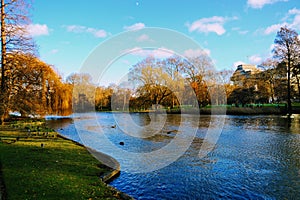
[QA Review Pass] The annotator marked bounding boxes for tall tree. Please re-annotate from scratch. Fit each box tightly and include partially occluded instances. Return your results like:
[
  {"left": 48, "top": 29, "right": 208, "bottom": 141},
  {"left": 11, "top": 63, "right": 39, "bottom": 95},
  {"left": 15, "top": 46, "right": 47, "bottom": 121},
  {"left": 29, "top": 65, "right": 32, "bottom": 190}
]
[
  {"left": 292, "top": 63, "right": 300, "bottom": 98},
  {"left": 273, "top": 26, "right": 300, "bottom": 115},
  {"left": 95, "top": 86, "right": 113, "bottom": 111},
  {"left": 129, "top": 54, "right": 216, "bottom": 109},
  {"left": 1, "top": 0, "right": 34, "bottom": 123},
  {"left": 261, "top": 58, "right": 279, "bottom": 103},
  {"left": 0, "top": 52, "right": 69, "bottom": 121},
  {"left": 183, "top": 56, "right": 215, "bottom": 107},
  {"left": 1, "top": 0, "right": 34, "bottom": 90},
  {"left": 66, "top": 73, "right": 95, "bottom": 112},
  {"left": 129, "top": 57, "right": 185, "bottom": 110},
  {"left": 134, "top": 65, "right": 175, "bottom": 110},
  {"left": 165, "top": 56, "right": 185, "bottom": 107}
]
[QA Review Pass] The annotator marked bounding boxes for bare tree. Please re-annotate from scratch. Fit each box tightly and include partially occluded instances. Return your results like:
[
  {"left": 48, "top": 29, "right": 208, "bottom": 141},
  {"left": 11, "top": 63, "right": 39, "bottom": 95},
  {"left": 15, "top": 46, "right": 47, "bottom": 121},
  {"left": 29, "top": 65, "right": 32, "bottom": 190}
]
[
  {"left": 273, "top": 26, "right": 300, "bottom": 115},
  {"left": 292, "top": 63, "right": 300, "bottom": 98},
  {"left": 129, "top": 57, "right": 185, "bottom": 110},
  {"left": 184, "top": 56, "right": 215, "bottom": 106},
  {"left": 261, "top": 58, "right": 279, "bottom": 103},
  {"left": 66, "top": 73, "right": 95, "bottom": 112},
  {"left": 1, "top": 0, "right": 34, "bottom": 89}
]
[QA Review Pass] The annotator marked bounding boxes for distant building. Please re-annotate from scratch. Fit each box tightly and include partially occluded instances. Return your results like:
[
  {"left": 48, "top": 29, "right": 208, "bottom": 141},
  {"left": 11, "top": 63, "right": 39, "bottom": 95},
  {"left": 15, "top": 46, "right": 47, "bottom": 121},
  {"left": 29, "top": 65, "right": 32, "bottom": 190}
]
[
  {"left": 230, "top": 63, "right": 298, "bottom": 104},
  {"left": 230, "top": 64, "right": 262, "bottom": 86}
]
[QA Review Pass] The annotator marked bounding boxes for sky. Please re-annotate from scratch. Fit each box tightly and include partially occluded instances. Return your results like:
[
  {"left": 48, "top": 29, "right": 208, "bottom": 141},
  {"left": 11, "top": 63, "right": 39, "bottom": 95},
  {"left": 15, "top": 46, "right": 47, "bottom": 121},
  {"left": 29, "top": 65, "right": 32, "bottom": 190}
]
[{"left": 28, "top": 0, "right": 300, "bottom": 86}]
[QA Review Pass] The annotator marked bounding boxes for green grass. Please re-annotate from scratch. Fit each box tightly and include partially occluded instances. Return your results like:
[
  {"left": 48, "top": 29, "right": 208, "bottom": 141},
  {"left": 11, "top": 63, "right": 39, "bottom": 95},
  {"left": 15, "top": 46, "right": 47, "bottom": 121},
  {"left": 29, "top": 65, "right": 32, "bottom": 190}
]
[
  {"left": 0, "top": 122, "right": 126, "bottom": 200},
  {"left": 292, "top": 102, "right": 300, "bottom": 107},
  {"left": 205, "top": 103, "right": 300, "bottom": 108}
]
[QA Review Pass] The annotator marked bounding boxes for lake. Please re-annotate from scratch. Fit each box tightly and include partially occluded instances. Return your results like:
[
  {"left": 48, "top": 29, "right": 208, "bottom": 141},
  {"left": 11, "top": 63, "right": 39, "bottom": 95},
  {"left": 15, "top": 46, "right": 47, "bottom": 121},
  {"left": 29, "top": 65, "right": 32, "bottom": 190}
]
[{"left": 46, "top": 113, "right": 300, "bottom": 199}]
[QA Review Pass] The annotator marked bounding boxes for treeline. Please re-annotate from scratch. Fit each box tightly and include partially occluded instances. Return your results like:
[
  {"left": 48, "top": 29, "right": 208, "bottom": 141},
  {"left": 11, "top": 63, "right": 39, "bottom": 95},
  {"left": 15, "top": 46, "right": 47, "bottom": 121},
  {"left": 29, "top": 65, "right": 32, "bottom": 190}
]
[
  {"left": 71, "top": 26, "right": 300, "bottom": 113},
  {"left": 69, "top": 55, "right": 231, "bottom": 113},
  {"left": 56, "top": 27, "right": 300, "bottom": 114}
]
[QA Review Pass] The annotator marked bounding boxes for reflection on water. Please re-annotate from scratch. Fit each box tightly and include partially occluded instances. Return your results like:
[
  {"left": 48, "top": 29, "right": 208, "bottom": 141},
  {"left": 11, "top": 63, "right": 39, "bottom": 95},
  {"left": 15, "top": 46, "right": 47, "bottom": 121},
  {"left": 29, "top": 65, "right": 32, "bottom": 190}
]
[
  {"left": 47, "top": 113, "right": 300, "bottom": 199},
  {"left": 46, "top": 117, "right": 73, "bottom": 130}
]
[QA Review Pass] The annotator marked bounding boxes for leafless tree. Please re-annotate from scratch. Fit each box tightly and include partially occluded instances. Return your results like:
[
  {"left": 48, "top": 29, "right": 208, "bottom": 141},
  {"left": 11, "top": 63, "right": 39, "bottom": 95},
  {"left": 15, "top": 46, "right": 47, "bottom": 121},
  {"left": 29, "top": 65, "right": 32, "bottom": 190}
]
[{"left": 273, "top": 26, "right": 300, "bottom": 115}]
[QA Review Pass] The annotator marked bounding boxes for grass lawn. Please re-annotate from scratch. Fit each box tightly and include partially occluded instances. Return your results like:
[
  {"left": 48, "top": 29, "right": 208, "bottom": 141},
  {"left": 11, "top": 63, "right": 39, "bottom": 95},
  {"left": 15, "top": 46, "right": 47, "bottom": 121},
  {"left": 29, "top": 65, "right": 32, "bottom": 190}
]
[
  {"left": 292, "top": 102, "right": 300, "bottom": 107},
  {"left": 0, "top": 120, "right": 128, "bottom": 200}
]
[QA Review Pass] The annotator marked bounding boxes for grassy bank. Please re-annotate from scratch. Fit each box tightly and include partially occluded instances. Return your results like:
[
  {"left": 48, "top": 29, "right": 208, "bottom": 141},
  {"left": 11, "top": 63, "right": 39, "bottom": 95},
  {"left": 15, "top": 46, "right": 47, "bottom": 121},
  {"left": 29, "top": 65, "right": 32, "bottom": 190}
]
[
  {"left": 166, "top": 103, "right": 300, "bottom": 115},
  {"left": 0, "top": 120, "right": 129, "bottom": 200}
]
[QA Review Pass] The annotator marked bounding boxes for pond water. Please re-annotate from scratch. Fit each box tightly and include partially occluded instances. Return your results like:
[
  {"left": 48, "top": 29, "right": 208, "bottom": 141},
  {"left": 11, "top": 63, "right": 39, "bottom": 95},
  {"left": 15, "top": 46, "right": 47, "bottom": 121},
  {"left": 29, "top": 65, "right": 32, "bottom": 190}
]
[{"left": 46, "top": 113, "right": 300, "bottom": 199}]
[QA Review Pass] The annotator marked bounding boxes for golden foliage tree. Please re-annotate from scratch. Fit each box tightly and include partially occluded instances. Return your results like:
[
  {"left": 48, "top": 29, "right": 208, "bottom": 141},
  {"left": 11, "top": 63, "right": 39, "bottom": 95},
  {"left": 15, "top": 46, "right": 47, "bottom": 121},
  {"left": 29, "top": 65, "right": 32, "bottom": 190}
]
[
  {"left": 1, "top": 0, "right": 35, "bottom": 123},
  {"left": 1, "top": 52, "right": 72, "bottom": 121}
]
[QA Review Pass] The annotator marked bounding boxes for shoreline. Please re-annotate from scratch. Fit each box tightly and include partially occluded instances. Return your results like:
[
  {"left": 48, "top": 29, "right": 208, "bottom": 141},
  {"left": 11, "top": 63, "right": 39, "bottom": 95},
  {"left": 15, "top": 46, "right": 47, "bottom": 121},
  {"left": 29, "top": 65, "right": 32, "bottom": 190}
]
[
  {"left": 0, "top": 122, "right": 134, "bottom": 200},
  {"left": 56, "top": 133, "right": 133, "bottom": 199},
  {"left": 95, "top": 107, "right": 296, "bottom": 115},
  {"left": 56, "top": 134, "right": 121, "bottom": 182}
]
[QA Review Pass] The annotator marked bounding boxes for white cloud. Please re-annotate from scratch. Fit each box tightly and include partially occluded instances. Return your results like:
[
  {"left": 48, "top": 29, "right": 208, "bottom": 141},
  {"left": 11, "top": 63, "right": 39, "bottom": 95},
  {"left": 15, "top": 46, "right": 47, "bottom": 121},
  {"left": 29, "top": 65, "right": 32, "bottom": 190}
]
[
  {"left": 66, "top": 25, "right": 85, "bottom": 32},
  {"left": 183, "top": 48, "right": 211, "bottom": 58},
  {"left": 65, "top": 25, "right": 107, "bottom": 38},
  {"left": 26, "top": 24, "right": 49, "bottom": 37},
  {"left": 89, "top": 29, "right": 107, "bottom": 38},
  {"left": 186, "top": 16, "right": 237, "bottom": 35},
  {"left": 248, "top": 55, "right": 263, "bottom": 64},
  {"left": 125, "top": 48, "right": 211, "bottom": 60},
  {"left": 152, "top": 48, "right": 174, "bottom": 58},
  {"left": 236, "top": 30, "right": 249, "bottom": 35},
  {"left": 264, "top": 23, "right": 288, "bottom": 34},
  {"left": 247, "top": 0, "right": 288, "bottom": 9},
  {"left": 122, "top": 60, "right": 131, "bottom": 65},
  {"left": 124, "top": 23, "right": 145, "bottom": 31},
  {"left": 232, "top": 27, "right": 249, "bottom": 35},
  {"left": 50, "top": 49, "right": 59, "bottom": 54},
  {"left": 124, "top": 47, "right": 173, "bottom": 59},
  {"left": 263, "top": 8, "right": 300, "bottom": 35},
  {"left": 288, "top": 8, "right": 300, "bottom": 30},
  {"left": 288, "top": 8, "right": 300, "bottom": 15},
  {"left": 232, "top": 61, "right": 246, "bottom": 69},
  {"left": 136, "top": 34, "right": 150, "bottom": 42}
]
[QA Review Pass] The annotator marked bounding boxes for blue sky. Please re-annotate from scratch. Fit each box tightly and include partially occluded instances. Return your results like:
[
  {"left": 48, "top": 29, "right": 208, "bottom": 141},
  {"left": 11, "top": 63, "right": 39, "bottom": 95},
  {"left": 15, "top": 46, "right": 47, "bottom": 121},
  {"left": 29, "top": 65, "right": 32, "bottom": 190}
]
[{"left": 28, "top": 0, "right": 300, "bottom": 85}]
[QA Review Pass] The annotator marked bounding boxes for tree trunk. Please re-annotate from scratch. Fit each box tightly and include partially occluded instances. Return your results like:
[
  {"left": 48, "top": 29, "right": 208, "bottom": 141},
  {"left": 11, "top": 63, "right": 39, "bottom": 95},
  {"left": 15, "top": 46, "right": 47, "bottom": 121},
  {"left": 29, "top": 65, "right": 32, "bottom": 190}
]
[
  {"left": 122, "top": 93, "right": 126, "bottom": 111},
  {"left": 1, "top": 0, "right": 7, "bottom": 124},
  {"left": 287, "top": 61, "right": 292, "bottom": 116},
  {"left": 1, "top": 0, "right": 6, "bottom": 92},
  {"left": 41, "top": 71, "right": 47, "bottom": 114},
  {"left": 0, "top": 104, "right": 9, "bottom": 125},
  {"left": 0, "top": 100, "right": 4, "bottom": 125},
  {"left": 295, "top": 75, "right": 300, "bottom": 99}
]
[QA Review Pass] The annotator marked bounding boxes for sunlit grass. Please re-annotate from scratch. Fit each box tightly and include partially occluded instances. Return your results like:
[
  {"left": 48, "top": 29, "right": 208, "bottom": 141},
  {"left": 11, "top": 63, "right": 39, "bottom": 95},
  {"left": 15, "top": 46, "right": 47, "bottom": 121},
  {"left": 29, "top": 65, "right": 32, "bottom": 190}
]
[{"left": 0, "top": 122, "right": 125, "bottom": 200}]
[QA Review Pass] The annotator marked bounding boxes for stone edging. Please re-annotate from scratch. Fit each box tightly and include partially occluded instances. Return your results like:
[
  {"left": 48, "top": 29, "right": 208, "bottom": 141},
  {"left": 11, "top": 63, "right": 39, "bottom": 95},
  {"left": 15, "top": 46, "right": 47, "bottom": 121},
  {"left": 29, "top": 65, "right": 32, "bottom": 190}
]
[{"left": 85, "top": 147, "right": 120, "bottom": 182}]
